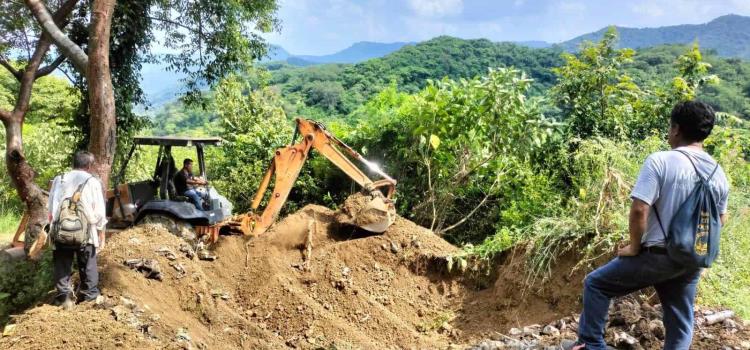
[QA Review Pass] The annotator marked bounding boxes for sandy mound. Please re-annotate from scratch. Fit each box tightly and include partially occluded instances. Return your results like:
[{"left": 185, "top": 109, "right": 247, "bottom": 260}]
[
  {"left": 0, "top": 304, "right": 158, "bottom": 349},
  {"left": 1, "top": 204, "right": 748, "bottom": 349}
]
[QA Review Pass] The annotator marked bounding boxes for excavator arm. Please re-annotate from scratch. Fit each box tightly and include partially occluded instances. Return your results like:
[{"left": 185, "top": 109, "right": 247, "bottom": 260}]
[{"left": 234, "top": 118, "right": 396, "bottom": 236}]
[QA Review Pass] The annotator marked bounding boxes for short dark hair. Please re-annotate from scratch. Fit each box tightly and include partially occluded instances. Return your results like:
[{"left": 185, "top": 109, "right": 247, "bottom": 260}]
[
  {"left": 73, "top": 151, "right": 95, "bottom": 169},
  {"left": 670, "top": 100, "right": 715, "bottom": 142},
  {"left": 183, "top": 158, "right": 193, "bottom": 167}
]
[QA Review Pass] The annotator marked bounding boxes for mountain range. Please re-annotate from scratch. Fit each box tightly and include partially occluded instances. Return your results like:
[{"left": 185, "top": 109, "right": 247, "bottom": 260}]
[
  {"left": 140, "top": 14, "right": 750, "bottom": 109},
  {"left": 559, "top": 14, "right": 750, "bottom": 58}
]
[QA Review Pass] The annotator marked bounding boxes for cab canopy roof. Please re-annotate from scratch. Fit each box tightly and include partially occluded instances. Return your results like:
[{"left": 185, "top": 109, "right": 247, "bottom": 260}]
[{"left": 133, "top": 136, "right": 223, "bottom": 147}]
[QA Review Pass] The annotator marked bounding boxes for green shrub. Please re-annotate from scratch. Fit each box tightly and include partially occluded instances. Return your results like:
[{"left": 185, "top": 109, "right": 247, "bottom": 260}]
[{"left": 0, "top": 251, "right": 54, "bottom": 325}]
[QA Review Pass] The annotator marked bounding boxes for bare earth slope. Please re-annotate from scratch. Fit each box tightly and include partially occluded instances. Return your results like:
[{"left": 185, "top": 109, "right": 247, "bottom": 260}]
[{"left": 1, "top": 204, "right": 748, "bottom": 349}]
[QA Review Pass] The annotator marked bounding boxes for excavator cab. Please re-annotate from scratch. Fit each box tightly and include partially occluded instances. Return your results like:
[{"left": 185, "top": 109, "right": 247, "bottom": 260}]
[{"left": 106, "top": 136, "right": 233, "bottom": 235}]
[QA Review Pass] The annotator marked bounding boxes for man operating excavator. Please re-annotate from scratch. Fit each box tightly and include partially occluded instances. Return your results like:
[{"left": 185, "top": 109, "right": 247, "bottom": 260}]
[{"left": 173, "top": 158, "right": 208, "bottom": 210}]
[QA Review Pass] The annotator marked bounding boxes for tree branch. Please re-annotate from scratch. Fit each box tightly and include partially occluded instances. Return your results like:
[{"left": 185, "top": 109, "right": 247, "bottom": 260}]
[
  {"left": 25, "top": 0, "right": 88, "bottom": 74},
  {"left": 146, "top": 15, "right": 209, "bottom": 40},
  {"left": 35, "top": 55, "right": 66, "bottom": 78},
  {"left": 0, "top": 56, "right": 22, "bottom": 81},
  {"left": 0, "top": 109, "right": 11, "bottom": 122},
  {"left": 439, "top": 179, "right": 500, "bottom": 234}
]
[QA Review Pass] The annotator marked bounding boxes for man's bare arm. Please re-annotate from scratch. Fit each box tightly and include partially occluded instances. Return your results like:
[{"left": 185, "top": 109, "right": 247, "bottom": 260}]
[
  {"left": 186, "top": 178, "right": 207, "bottom": 186},
  {"left": 720, "top": 213, "right": 728, "bottom": 226},
  {"left": 619, "top": 198, "right": 650, "bottom": 256}
]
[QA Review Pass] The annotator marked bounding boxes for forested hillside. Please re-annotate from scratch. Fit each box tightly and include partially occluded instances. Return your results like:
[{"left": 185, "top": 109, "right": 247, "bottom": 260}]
[
  {"left": 560, "top": 14, "right": 750, "bottom": 59},
  {"left": 151, "top": 35, "right": 750, "bottom": 133}
]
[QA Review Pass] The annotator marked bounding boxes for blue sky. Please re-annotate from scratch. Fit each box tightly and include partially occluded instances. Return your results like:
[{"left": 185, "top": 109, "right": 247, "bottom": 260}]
[{"left": 263, "top": 0, "right": 750, "bottom": 55}]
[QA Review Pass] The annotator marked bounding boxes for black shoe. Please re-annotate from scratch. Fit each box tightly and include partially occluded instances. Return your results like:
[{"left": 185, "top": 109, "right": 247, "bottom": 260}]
[
  {"left": 77, "top": 294, "right": 101, "bottom": 304},
  {"left": 53, "top": 295, "right": 75, "bottom": 310}
]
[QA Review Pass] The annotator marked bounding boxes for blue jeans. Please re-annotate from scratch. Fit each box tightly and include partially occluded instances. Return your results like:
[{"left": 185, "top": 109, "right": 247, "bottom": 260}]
[
  {"left": 578, "top": 252, "right": 702, "bottom": 350},
  {"left": 184, "top": 189, "right": 206, "bottom": 210}
]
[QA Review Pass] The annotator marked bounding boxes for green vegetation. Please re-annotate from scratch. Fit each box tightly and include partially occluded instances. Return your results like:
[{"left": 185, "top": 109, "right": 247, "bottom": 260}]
[
  {"left": 2, "top": 25, "right": 750, "bottom": 321},
  {"left": 152, "top": 35, "right": 750, "bottom": 133},
  {"left": 155, "top": 31, "right": 750, "bottom": 316},
  {"left": 0, "top": 213, "right": 19, "bottom": 243},
  {"left": 0, "top": 70, "right": 81, "bottom": 211}
]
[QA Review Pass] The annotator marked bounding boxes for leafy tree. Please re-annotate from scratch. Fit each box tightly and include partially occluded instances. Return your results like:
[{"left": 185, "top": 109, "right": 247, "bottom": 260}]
[
  {"left": 209, "top": 71, "right": 292, "bottom": 212},
  {"left": 19, "top": 0, "right": 279, "bottom": 189},
  {"left": 0, "top": 0, "right": 78, "bottom": 249}
]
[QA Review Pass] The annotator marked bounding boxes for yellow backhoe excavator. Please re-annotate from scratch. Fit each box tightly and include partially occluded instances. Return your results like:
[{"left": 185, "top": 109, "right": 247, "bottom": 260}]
[
  {"left": 224, "top": 118, "right": 397, "bottom": 238},
  {"left": 3, "top": 118, "right": 396, "bottom": 260}
]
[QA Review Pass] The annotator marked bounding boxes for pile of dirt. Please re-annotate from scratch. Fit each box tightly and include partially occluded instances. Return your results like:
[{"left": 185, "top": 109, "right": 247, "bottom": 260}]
[
  {"left": 0, "top": 304, "right": 158, "bottom": 349},
  {"left": 1, "top": 202, "right": 749, "bottom": 349},
  {"left": 468, "top": 295, "right": 750, "bottom": 350}
]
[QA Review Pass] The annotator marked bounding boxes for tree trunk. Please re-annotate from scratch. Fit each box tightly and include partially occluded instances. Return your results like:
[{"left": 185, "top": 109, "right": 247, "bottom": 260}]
[
  {"left": 3, "top": 117, "right": 47, "bottom": 255},
  {"left": 87, "top": 0, "right": 117, "bottom": 188}
]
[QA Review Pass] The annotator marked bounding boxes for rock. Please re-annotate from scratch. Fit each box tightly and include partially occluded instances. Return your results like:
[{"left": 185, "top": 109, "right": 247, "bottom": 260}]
[
  {"left": 523, "top": 324, "right": 541, "bottom": 337},
  {"left": 211, "top": 290, "right": 230, "bottom": 300},
  {"left": 2, "top": 324, "right": 16, "bottom": 337},
  {"left": 740, "top": 341, "right": 750, "bottom": 349},
  {"left": 649, "top": 319, "right": 665, "bottom": 339},
  {"left": 469, "top": 340, "right": 506, "bottom": 350},
  {"left": 120, "top": 296, "right": 137, "bottom": 309},
  {"left": 411, "top": 239, "right": 422, "bottom": 249},
  {"left": 123, "top": 258, "right": 163, "bottom": 280},
  {"left": 542, "top": 325, "right": 560, "bottom": 336},
  {"left": 155, "top": 247, "right": 177, "bottom": 260},
  {"left": 179, "top": 243, "right": 196, "bottom": 259},
  {"left": 613, "top": 331, "right": 638, "bottom": 346},
  {"left": 508, "top": 328, "right": 523, "bottom": 336},
  {"left": 176, "top": 328, "right": 192, "bottom": 342},
  {"left": 705, "top": 310, "right": 735, "bottom": 325},
  {"left": 170, "top": 262, "right": 187, "bottom": 277},
  {"left": 390, "top": 241, "right": 400, "bottom": 254},
  {"left": 724, "top": 318, "right": 738, "bottom": 329},
  {"left": 342, "top": 266, "right": 351, "bottom": 277}
]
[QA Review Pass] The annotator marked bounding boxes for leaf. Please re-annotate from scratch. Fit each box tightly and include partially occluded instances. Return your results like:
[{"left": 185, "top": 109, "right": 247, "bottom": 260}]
[{"left": 429, "top": 134, "right": 441, "bottom": 150}]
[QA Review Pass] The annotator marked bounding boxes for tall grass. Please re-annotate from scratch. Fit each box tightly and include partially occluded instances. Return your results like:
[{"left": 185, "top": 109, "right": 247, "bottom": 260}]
[
  {"left": 699, "top": 190, "right": 750, "bottom": 318},
  {"left": 0, "top": 213, "right": 20, "bottom": 244}
]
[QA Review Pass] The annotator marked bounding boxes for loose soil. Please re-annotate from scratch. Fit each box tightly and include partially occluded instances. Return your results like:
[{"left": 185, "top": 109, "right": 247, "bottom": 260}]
[{"left": 1, "top": 203, "right": 748, "bottom": 349}]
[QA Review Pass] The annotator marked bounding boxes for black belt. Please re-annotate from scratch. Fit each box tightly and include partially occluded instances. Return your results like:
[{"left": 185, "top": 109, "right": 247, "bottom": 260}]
[{"left": 641, "top": 245, "right": 668, "bottom": 255}]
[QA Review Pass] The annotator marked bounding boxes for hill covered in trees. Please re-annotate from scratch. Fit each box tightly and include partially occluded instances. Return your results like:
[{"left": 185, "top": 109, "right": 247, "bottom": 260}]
[
  {"left": 150, "top": 34, "right": 750, "bottom": 134},
  {"left": 560, "top": 14, "right": 750, "bottom": 59}
]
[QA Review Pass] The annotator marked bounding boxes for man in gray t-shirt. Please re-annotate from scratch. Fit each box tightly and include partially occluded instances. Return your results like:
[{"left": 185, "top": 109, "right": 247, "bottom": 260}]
[
  {"left": 631, "top": 148, "right": 729, "bottom": 248},
  {"left": 562, "top": 101, "right": 730, "bottom": 350}
]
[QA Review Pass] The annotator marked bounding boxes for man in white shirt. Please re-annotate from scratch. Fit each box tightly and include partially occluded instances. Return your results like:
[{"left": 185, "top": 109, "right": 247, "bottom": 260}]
[{"left": 48, "top": 151, "right": 107, "bottom": 308}]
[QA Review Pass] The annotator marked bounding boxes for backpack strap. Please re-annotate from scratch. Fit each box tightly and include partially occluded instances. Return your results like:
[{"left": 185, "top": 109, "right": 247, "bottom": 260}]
[
  {"left": 70, "top": 176, "right": 94, "bottom": 205},
  {"left": 674, "top": 149, "right": 720, "bottom": 183}
]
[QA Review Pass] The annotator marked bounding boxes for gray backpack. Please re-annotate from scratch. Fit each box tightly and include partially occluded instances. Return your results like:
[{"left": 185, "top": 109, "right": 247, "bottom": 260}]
[
  {"left": 654, "top": 150, "right": 721, "bottom": 268},
  {"left": 50, "top": 176, "right": 93, "bottom": 248}
]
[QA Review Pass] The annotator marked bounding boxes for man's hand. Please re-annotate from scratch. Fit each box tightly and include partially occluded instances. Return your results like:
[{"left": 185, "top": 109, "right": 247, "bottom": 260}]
[
  {"left": 617, "top": 243, "right": 641, "bottom": 257},
  {"left": 98, "top": 231, "right": 106, "bottom": 251}
]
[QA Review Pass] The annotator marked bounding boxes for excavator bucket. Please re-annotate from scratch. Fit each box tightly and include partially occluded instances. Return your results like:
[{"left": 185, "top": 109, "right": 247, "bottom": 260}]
[{"left": 338, "top": 190, "right": 396, "bottom": 233}]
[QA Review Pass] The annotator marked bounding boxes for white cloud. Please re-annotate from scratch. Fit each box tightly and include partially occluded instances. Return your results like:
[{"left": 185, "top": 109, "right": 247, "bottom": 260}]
[
  {"left": 632, "top": 2, "right": 665, "bottom": 17},
  {"left": 557, "top": 1, "right": 586, "bottom": 13},
  {"left": 407, "top": 0, "right": 464, "bottom": 18}
]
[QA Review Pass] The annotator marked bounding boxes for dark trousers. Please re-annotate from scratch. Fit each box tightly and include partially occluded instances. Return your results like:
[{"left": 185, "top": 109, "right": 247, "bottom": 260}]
[
  {"left": 578, "top": 252, "right": 702, "bottom": 350},
  {"left": 53, "top": 244, "right": 100, "bottom": 302}
]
